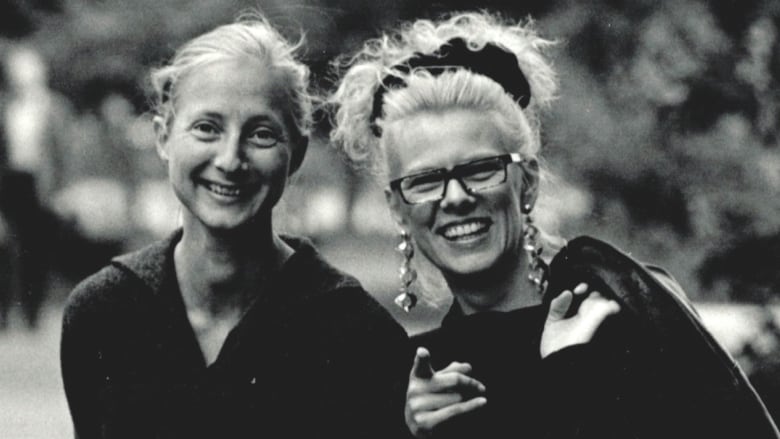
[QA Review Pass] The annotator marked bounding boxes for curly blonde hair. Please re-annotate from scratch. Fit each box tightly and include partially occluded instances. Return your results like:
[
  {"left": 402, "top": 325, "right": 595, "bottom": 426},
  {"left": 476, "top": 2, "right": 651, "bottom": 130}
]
[
  {"left": 328, "top": 11, "right": 558, "bottom": 177},
  {"left": 149, "top": 11, "right": 313, "bottom": 140}
]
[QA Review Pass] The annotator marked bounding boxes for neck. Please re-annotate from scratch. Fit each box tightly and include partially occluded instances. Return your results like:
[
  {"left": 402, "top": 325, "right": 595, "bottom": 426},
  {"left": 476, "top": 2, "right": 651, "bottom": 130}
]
[
  {"left": 445, "top": 247, "right": 541, "bottom": 315},
  {"left": 175, "top": 214, "right": 292, "bottom": 316}
]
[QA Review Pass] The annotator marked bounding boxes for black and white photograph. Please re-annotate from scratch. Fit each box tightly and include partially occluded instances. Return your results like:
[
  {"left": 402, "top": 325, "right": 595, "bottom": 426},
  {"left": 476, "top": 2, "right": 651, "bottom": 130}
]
[{"left": 0, "top": 0, "right": 779, "bottom": 438}]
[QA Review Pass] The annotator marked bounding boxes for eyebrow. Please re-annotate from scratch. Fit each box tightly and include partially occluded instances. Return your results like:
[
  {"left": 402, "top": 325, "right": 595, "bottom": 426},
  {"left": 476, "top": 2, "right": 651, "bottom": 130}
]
[
  {"left": 188, "top": 111, "right": 283, "bottom": 130},
  {"left": 244, "top": 114, "right": 283, "bottom": 128},
  {"left": 404, "top": 154, "right": 502, "bottom": 176},
  {"left": 192, "top": 111, "right": 224, "bottom": 122}
]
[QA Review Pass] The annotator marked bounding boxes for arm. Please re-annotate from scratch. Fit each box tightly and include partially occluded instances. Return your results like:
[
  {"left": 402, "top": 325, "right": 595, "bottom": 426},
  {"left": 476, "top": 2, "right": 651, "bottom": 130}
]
[
  {"left": 538, "top": 282, "right": 627, "bottom": 438},
  {"left": 60, "top": 275, "right": 111, "bottom": 439},
  {"left": 320, "top": 287, "right": 415, "bottom": 439}
]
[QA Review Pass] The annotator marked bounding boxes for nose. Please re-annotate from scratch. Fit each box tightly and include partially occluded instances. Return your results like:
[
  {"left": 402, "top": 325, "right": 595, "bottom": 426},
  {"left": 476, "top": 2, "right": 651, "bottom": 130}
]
[
  {"left": 439, "top": 177, "right": 475, "bottom": 210},
  {"left": 213, "top": 134, "right": 244, "bottom": 173}
]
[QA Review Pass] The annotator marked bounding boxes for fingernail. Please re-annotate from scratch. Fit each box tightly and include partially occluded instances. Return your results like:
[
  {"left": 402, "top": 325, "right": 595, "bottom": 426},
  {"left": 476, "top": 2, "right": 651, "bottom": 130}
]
[
  {"left": 574, "top": 283, "right": 588, "bottom": 293},
  {"left": 478, "top": 383, "right": 486, "bottom": 392}
]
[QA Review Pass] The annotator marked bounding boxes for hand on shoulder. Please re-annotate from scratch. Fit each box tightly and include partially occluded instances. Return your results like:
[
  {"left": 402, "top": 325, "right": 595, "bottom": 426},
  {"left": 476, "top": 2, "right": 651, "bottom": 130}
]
[{"left": 540, "top": 282, "right": 620, "bottom": 358}]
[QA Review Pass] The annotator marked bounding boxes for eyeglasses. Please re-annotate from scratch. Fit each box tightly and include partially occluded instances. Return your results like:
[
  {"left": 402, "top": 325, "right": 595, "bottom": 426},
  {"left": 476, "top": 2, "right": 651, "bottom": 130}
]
[{"left": 389, "top": 153, "right": 525, "bottom": 205}]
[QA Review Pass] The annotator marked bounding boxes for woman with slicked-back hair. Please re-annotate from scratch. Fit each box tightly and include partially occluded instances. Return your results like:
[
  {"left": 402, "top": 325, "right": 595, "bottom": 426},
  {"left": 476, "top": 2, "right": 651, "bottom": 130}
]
[{"left": 60, "top": 12, "right": 409, "bottom": 439}]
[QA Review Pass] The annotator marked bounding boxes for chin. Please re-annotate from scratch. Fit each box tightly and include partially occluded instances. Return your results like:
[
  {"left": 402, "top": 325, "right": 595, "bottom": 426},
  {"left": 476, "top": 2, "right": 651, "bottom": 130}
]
[
  {"left": 188, "top": 203, "right": 269, "bottom": 233},
  {"left": 437, "top": 250, "right": 503, "bottom": 277}
]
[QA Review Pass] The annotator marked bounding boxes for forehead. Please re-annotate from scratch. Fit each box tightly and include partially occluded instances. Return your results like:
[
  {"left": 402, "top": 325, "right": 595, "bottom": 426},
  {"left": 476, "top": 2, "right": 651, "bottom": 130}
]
[
  {"left": 384, "top": 109, "right": 510, "bottom": 178},
  {"left": 173, "top": 57, "right": 292, "bottom": 124}
]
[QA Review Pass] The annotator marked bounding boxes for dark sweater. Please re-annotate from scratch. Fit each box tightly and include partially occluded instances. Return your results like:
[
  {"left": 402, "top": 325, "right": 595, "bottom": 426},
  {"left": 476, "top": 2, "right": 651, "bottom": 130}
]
[
  {"left": 61, "top": 231, "right": 411, "bottom": 439},
  {"left": 412, "top": 303, "right": 613, "bottom": 439}
]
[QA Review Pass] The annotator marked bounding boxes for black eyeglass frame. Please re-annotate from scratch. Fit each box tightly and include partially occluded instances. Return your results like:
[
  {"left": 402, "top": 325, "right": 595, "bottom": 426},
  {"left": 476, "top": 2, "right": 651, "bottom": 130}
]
[{"left": 389, "top": 153, "right": 526, "bottom": 205}]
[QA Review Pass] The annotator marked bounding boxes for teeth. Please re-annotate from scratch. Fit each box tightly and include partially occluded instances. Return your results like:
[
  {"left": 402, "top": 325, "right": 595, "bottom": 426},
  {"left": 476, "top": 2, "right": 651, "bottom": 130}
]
[
  {"left": 206, "top": 182, "right": 241, "bottom": 197},
  {"left": 442, "top": 221, "right": 488, "bottom": 239}
]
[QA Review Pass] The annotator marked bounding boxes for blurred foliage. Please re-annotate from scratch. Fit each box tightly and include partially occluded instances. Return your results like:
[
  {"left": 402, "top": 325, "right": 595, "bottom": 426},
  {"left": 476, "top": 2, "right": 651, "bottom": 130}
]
[
  {"left": 2, "top": 0, "right": 778, "bottom": 302},
  {"left": 541, "top": 0, "right": 780, "bottom": 302}
]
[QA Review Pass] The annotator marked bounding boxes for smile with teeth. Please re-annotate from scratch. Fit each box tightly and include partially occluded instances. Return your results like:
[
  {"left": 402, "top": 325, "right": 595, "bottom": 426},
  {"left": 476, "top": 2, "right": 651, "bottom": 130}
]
[
  {"left": 202, "top": 181, "right": 251, "bottom": 197},
  {"left": 440, "top": 221, "right": 490, "bottom": 240}
]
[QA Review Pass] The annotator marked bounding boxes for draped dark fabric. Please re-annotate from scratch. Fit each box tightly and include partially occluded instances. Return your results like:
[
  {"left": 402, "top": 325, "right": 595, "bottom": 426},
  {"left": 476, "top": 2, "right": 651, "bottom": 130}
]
[{"left": 410, "top": 236, "right": 779, "bottom": 439}]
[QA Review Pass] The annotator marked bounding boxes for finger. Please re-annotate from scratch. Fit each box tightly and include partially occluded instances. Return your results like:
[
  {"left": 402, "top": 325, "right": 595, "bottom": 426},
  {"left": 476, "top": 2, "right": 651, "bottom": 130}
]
[
  {"left": 412, "top": 397, "right": 487, "bottom": 430},
  {"left": 439, "top": 361, "right": 472, "bottom": 375},
  {"left": 579, "top": 292, "right": 620, "bottom": 316},
  {"left": 577, "top": 294, "right": 621, "bottom": 333},
  {"left": 428, "top": 371, "right": 486, "bottom": 394},
  {"left": 548, "top": 290, "right": 573, "bottom": 321},
  {"left": 411, "top": 347, "right": 435, "bottom": 379},
  {"left": 408, "top": 392, "right": 464, "bottom": 413},
  {"left": 573, "top": 282, "right": 588, "bottom": 295}
]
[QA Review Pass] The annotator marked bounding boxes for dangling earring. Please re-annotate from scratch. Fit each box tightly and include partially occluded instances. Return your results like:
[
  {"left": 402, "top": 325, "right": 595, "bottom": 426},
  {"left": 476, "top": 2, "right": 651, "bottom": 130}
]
[
  {"left": 394, "top": 230, "right": 418, "bottom": 312},
  {"left": 522, "top": 205, "right": 548, "bottom": 295}
]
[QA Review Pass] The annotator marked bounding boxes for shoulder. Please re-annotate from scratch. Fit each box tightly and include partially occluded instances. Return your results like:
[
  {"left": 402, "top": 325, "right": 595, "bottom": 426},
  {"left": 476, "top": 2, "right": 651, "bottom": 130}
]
[
  {"left": 281, "top": 235, "right": 363, "bottom": 292},
  {"left": 63, "top": 236, "right": 174, "bottom": 329},
  {"left": 61, "top": 263, "right": 143, "bottom": 345},
  {"left": 555, "top": 235, "right": 690, "bottom": 296},
  {"left": 314, "top": 284, "right": 408, "bottom": 343},
  {"left": 64, "top": 264, "right": 138, "bottom": 320},
  {"left": 281, "top": 236, "right": 408, "bottom": 341}
]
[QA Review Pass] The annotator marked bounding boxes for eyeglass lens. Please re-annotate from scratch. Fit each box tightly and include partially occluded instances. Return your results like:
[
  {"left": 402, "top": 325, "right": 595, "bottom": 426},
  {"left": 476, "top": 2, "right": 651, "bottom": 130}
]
[{"left": 401, "top": 157, "right": 507, "bottom": 203}]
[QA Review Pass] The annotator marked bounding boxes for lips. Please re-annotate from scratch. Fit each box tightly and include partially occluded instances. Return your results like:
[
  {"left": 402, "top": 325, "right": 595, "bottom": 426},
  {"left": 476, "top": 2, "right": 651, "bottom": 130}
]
[
  {"left": 438, "top": 219, "right": 492, "bottom": 241},
  {"left": 199, "top": 179, "right": 257, "bottom": 199}
]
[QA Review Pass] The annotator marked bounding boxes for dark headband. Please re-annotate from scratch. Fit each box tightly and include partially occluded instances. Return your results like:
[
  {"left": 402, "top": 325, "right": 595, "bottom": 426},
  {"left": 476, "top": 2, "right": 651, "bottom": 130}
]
[{"left": 369, "top": 37, "right": 531, "bottom": 136}]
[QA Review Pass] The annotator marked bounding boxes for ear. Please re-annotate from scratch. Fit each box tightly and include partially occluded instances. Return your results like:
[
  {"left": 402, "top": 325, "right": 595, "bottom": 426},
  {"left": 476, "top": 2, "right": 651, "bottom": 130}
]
[
  {"left": 520, "top": 158, "right": 540, "bottom": 212},
  {"left": 384, "top": 185, "right": 407, "bottom": 230},
  {"left": 288, "top": 135, "right": 309, "bottom": 176},
  {"left": 153, "top": 115, "right": 169, "bottom": 161}
]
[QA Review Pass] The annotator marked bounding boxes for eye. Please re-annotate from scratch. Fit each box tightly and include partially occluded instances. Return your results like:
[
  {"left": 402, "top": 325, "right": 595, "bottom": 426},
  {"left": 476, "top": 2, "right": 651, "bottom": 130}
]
[
  {"left": 462, "top": 161, "right": 502, "bottom": 182},
  {"left": 191, "top": 121, "right": 220, "bottom": 139},
  {"left": 403, "top": 172, "right": 443, "bottom": 194},
  {"left": 247, "top": 127, "right": 282, "bottom": 148}
]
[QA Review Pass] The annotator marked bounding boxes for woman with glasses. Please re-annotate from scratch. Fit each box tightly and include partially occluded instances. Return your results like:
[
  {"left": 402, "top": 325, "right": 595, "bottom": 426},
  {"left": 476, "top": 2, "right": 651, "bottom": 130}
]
[
  {"left": 60, "top": 13, "right": 410, "bottom": 439},
  {"left": 329, "top": 11, "right": 779, "bottom": 439}
]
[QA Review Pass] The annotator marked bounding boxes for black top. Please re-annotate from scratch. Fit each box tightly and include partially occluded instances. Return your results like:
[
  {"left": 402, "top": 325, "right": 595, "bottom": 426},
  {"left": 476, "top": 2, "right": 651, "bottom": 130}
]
[
  {"left": 61, "top": 231, "right": 411, "bottom": 439},
  {"left": 412, "top": 303, "right": 616, "bottom": 439}
]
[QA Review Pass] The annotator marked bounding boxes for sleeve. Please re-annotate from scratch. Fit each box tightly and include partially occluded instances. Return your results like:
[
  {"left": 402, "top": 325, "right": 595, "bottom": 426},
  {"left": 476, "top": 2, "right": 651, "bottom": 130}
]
[
  {"left": 322, "top": 287, "right": 414, "bottom": 439},
  {"left": 538, "top": 324, "right": 649, "bottom": 438},
  {"left": 538, "top": 344, "right": 623, "bottom": 438},
  {"left": 60, "top": 273, "right": 112, "bottom": 439}
]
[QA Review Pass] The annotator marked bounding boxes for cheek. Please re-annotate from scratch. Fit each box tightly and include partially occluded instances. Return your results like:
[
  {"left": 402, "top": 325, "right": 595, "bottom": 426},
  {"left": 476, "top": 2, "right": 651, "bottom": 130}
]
[
  {"left": 405, "top": 205, "right": 434, "bottom": 232},
  {"left": 491, "top": 185, "right": 525, "bottom": 232},
  {"left": 253, "top": 150, "right": 292, "bottom": 187}
]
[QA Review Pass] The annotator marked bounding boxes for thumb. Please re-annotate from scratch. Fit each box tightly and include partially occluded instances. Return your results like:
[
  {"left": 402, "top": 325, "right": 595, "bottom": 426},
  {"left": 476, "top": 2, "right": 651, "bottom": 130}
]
[
  {"left": 411, "top": 347, "right": 435, "bottom": 379},
  {"left": 547, "top": 290, "right": 573, "bottom": 322}
]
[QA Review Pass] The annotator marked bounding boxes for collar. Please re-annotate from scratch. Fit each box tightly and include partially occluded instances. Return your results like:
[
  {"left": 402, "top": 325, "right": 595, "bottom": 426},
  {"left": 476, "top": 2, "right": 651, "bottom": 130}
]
[
  {"left": 441, "top": 297, "right": 547, "bottom": 328},
  {"left": 441, "top": 299, "right": 466, "bottom": 327},
  {"left": 110, "top": 229, "right": 360, "bottom": 300}
]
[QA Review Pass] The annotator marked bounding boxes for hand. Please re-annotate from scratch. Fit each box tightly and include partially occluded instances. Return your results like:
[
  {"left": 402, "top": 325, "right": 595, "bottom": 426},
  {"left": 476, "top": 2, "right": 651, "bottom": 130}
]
[
  {"left": 405, "top": 347, "right": 487, "bottom": 438},
  {"left": 540, "top": 282, "right": 620, "bottom": 358}
]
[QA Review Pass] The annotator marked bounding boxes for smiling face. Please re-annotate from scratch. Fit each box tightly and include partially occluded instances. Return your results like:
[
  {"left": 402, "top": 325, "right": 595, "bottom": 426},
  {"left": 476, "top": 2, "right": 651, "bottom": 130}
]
[
  {"left": 385, "top": 109, "right": 537, "bottom": 283},
  {"left": 156, "top": 57, "right": 306, "bottom": 234}
]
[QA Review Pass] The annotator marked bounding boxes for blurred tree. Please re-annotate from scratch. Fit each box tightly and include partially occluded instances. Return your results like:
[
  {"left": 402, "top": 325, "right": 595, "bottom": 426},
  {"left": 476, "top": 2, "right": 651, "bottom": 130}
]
[
  {"left": 543, "top": 0, "right": 779, "bottom": 301},
  {"left": 0, "top": 0, "right": 63, "bottom": 38}
]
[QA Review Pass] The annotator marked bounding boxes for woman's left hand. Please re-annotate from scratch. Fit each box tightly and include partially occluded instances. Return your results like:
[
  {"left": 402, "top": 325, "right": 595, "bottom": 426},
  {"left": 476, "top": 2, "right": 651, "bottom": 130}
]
[{"left": 540, "top": 282, "right": 620, "bottom": 358}]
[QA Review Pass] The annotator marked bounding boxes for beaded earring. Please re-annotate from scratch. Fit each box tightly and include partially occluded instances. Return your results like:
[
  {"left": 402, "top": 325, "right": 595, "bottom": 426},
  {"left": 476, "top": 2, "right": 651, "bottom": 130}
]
[
  {"left": 394, "top": 230, "right": 418, "bottom": 312},
  {"left": 522, "top": 204, "right": 548, "bottom": 295}
]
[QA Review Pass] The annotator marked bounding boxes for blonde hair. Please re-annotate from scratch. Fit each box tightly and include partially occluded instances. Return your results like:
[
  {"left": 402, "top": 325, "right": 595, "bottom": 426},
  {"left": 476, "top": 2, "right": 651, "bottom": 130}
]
[
  {"left": 149, "top": 11, "right": 313, "bottom": 140},
  {"left": 328, "top": 11, "right": 558, "bottom": 177}
]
